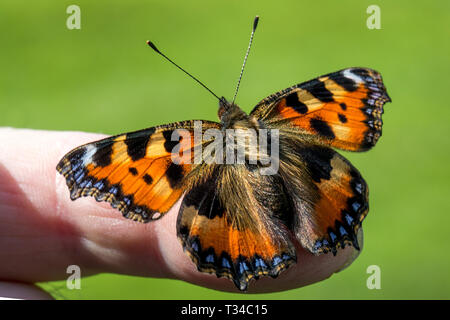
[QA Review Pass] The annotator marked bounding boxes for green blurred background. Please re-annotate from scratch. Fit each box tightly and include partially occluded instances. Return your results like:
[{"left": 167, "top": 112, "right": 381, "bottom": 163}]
[{"left": 0, "top": 0, "right": 449, "bottom": 299}]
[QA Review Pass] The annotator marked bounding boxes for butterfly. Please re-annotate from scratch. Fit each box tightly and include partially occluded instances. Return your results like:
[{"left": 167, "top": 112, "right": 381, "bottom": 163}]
[{"left": 56, "top": 18, "right": 391, "bottom": 291}]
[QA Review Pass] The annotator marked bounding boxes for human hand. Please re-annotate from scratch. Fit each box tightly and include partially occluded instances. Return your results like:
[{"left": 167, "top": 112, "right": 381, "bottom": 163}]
[{"left": 0, "top": 128, "right": 362, "bottom": 299}]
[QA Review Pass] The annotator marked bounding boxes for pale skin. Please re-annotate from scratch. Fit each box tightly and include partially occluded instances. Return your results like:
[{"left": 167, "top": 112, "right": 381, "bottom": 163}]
[{"left": 0, "top": 128, "right": 361, "bottom": 299}]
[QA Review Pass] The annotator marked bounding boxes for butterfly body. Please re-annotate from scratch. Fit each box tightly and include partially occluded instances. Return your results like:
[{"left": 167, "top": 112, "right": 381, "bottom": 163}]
[{"left": 57, "top": 67, "right": 390, "bottom": 291}]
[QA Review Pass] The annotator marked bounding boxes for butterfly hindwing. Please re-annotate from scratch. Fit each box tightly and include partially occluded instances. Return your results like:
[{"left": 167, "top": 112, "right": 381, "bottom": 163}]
[
  {"left": 57, "top": 120, "right": 220, "bottom": 223},
  {"left": 177, "top": 166, "right": 296, "bottom": 291},
  {"left": 251, "top": 67, "right": 391, "bottom": 151},
  {"left": 279, "top": 137, "right": 368, "bottom": 255}
]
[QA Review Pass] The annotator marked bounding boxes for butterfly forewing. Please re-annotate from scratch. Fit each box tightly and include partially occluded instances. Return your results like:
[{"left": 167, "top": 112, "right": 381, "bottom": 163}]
[
  {"left": 57, "top": 120, "right": 220, "bottom": 223},
  {"left": 251, "top": 67, "right": 391, "bottom": 151}
]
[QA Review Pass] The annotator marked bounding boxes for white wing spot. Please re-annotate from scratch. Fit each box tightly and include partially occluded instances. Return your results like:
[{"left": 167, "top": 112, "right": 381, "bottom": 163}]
[
  {"left": 343, "top": 69, "right": 363, "bottom": 84},
  {"left": 82, "top": 145, "right": 97, "bottom": 166}
]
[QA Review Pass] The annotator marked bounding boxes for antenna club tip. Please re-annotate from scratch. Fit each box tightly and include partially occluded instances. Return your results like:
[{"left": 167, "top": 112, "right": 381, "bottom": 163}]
[
  {"left": 253, "top": 16, "right": 259, "bottom": 30},
  {"left": 147, "top": 40, "right": 161, "bottom": 54}
]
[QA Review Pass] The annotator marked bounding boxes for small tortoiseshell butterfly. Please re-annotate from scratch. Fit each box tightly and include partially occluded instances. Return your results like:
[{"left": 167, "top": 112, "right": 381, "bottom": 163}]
[{"left": 57, "top": 17, "right": 391, "bottom": 291}]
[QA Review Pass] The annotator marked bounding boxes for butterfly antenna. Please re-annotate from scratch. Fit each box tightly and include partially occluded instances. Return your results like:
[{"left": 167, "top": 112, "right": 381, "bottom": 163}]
[
  {"left": 232, "top": 16, "right": 259, "bottom": 105},
  {"left": 147, "top": 40, "right": 222, "bottom": 102}
]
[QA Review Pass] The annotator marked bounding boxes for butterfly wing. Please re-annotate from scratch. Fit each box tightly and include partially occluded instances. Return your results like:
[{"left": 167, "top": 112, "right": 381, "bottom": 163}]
[
  {"left": 250, "top": 67, "right": 390, "bottom": 253},
  {"left": 251, "top": 67, "right": 391, "bottom": 151},
  {"left": 177, "top": 165, "right": 296, "bottom": 291},
  {"left": 57, "top": 120, "right": 220, "bottom": 223},
  {"left": 278, "top": 136, "right": 368, "bottom": 255}
]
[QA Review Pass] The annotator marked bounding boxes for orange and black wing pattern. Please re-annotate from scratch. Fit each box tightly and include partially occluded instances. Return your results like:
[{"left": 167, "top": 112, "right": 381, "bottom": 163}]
[
  {"left": 251, "top": 67, "right": 391, "bottom": 151},
  {"left": 177, "top": 172, "right": 296, "bottom": 291},
  {"left": 57, "top": 120, "right": 220, "bottom": 223},
  {"left": 280, "top": 142, "right": 368, "bottom": 255}
]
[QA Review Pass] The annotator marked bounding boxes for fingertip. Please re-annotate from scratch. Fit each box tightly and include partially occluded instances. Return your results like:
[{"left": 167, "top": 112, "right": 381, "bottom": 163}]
[
  {"left": 0, "top": 281, "right": 54, "bottom": 300},
  {"left": 165, "top": 238, "right": 362, "bottom": 294},
  {"left": 334, "top": 228, "right": 364, "bottom": 274}
]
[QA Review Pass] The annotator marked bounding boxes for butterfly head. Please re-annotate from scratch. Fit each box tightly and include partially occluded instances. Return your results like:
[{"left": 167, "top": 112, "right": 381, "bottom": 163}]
[{"left": 218, "top": 97, "right": 248, "bottom": 128}]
